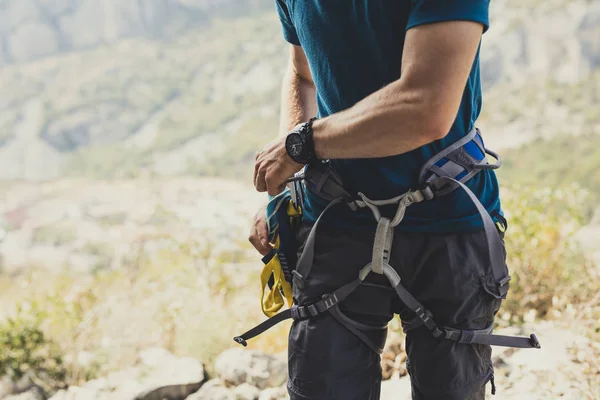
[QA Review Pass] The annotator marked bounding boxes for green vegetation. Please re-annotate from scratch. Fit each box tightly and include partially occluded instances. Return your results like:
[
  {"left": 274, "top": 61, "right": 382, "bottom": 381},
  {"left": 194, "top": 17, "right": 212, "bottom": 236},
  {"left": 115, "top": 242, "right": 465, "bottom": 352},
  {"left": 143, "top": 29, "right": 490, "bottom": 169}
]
[
  {"left": 500, "top": 185, "right": 598, "bottom": 326},
  {"left": 31, "top": 224, "right": 78, "bottom": 247},
  {"left": 499, "top": 133, "right": 600, "bottom": 219},
  {"left": 0, "top": 307, "right": 67, "bottom": 393},
  {"left": 0, "top": 232, "right": 263, "bottom": 384}
]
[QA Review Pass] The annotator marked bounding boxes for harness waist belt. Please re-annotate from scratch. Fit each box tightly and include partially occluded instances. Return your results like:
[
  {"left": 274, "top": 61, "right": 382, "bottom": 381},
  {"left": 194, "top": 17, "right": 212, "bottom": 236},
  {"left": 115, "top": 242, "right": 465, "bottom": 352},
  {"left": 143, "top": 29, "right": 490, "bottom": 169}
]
[{"left": 235, "top": 128, "right": 541, "bottom": 352}]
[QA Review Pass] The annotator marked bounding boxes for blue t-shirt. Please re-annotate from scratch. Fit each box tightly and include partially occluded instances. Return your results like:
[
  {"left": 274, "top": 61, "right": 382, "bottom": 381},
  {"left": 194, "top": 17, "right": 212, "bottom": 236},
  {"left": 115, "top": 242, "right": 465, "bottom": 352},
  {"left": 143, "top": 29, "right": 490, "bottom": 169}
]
[{"left": 275, "top": 0, "right": 501, "bottom": 233}]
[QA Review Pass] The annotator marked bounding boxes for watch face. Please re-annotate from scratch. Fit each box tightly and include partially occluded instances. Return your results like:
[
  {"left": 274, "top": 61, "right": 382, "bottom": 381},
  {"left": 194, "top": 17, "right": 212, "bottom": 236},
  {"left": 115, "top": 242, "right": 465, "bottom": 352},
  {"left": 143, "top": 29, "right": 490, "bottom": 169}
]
[{"left": 288, "top": 134, "right": 304, "bottom": 157}]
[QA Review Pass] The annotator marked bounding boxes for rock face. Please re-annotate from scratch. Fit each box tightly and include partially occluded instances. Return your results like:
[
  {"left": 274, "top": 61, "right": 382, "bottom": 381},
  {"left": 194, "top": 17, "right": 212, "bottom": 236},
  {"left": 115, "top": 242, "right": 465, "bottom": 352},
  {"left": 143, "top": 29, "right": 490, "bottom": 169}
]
[
  {"left": 48, "top": 348, "right": 206, "bottom": 400},
  {"left": 0, "top": 0, "right": 270, "bottom": 66},
  {"left": 482, "top": 0, "right": 600, "bottom": 88}
]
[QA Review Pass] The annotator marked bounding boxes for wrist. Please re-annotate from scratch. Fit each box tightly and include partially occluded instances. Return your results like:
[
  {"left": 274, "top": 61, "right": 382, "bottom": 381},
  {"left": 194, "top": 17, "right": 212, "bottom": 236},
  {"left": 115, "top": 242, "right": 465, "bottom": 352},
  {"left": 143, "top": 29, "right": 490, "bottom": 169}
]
[
  {"left": 311, "top": 118, "right": 327, "bottom": 160},
  {"left": 285, "top": 117, "right": 319, "bottom": 165}
]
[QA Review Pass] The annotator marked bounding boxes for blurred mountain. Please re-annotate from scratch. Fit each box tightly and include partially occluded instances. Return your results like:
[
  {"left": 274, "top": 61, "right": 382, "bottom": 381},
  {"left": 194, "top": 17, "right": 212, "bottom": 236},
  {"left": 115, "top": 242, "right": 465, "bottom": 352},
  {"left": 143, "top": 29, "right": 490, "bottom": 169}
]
[
  {"left": 0, "top": 0, "right": 598, "bottom": 181},
  {"left": 0, "top": 0, "right": 270, "bottom": 66}
]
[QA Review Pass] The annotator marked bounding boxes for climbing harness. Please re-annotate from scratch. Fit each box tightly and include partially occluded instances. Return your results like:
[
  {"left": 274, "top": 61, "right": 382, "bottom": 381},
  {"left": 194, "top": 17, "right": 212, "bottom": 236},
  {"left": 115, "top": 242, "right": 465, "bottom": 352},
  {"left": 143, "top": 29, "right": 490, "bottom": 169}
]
[{"left": 235, "top": 128, "right": 541, "bottom": 353}]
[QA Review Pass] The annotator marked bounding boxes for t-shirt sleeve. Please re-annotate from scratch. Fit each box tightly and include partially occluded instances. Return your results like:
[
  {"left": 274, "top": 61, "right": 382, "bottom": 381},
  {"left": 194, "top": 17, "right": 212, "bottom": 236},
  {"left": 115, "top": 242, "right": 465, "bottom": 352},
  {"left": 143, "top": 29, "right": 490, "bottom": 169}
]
[
  {"left": 275, "top": 0, "right": 301, "bottom": 46},
  {"left": 407, "top": 0, "right": 490, "bottom": 32}
]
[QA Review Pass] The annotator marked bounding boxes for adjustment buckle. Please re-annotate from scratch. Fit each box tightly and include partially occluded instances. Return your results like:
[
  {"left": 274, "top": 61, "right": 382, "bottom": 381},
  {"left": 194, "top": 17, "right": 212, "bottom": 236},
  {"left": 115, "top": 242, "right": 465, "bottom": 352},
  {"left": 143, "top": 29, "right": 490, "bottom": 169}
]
[
  {"left": 322, "top": 294, "right": 339, "bottom": 310},
  {"left": 416, "top": 183, "right": 435, "bottom": 201},
  {"left": 431, "top": 326, "right": 447, "bottom": 339}
]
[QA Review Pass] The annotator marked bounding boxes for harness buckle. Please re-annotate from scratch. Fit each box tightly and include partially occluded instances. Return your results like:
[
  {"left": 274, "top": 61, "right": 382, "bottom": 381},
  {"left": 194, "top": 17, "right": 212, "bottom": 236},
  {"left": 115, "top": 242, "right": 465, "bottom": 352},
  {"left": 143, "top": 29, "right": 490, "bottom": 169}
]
[
  {"left": 431, "top": 326, "right": 447, "bottom": 339},
  {"left": 417, "top": 183, "right": 435, "bottom": 201},
  {"left": 322, "top": 294, "right": 339, "bottom": 309}
]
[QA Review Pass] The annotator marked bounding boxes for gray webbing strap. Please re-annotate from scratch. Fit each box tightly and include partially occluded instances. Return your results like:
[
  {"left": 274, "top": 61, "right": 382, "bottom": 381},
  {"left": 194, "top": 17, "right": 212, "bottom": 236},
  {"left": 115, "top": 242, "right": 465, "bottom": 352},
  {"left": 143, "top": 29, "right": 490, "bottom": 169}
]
[
  {"left": 293, "top": 197, "right": 343, "bottom": 288},
  {"left": 418, "top": 128, "right": 478, "bottom": 182},
  {"left": 434, "top": 177, "right": 509, "bottom": 286},
  {"left": 371, "top": 217, "right": 391, "bottom": 274}
]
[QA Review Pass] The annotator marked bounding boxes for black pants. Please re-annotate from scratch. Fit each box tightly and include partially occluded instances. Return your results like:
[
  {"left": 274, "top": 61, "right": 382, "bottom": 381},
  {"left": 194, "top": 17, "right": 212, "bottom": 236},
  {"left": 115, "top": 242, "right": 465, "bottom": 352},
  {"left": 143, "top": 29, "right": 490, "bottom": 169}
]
[{"left": 287, "top": 223, "right": 506, "bottom": 400}]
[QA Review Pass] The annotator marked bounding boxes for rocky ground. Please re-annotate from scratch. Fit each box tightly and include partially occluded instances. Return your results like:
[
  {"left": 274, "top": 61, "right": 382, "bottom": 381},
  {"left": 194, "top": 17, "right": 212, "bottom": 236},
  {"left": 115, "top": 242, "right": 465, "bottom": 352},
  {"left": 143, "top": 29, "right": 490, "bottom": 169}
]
[
  {"left": 1, "top": 321, "right": 597, "bottom": 400},
  {"left": 0, "top": 178, "right": 264, "bottom": 276}
]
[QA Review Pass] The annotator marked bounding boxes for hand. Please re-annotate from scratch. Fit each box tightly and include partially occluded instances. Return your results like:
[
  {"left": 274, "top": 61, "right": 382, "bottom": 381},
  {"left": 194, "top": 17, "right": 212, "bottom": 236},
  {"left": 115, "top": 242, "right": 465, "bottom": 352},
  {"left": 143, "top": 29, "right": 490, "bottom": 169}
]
[
  {"left": 254, "top": 136, "right": 303, "bottom": 196},
  {"left": 248, "top": 205, "right": 271, "bottom": 256}
]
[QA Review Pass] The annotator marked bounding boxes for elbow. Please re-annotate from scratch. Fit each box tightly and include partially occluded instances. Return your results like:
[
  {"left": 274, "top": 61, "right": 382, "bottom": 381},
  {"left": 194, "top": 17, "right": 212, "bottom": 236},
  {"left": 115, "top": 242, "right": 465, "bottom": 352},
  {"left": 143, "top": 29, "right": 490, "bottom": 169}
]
[
  {"left": 419, "top": 101, "right": 458, "bottom": 143},
  {"left": 425, "top": 116, "right": 454, "bottom": 142}
]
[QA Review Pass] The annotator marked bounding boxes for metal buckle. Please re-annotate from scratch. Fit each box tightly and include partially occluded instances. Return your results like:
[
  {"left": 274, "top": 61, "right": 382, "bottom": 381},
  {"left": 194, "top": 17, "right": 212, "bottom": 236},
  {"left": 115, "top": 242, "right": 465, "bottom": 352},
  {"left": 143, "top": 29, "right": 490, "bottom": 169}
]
[{"left": 321, "top": 294, "right": 338, "bottom": 309}]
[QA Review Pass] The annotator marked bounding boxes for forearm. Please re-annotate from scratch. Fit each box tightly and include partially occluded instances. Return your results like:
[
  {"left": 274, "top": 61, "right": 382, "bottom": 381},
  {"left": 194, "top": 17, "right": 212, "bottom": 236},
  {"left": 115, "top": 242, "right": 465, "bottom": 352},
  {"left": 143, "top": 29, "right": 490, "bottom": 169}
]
[
  {"left": 279, "top": 61, "right": 317, "bottom": 135},
  {"left": 312, "top": 79, "right": 450, "bottom": 160},
  {"left": 311, "top": 21, "right": 483, "bottom": 161}
]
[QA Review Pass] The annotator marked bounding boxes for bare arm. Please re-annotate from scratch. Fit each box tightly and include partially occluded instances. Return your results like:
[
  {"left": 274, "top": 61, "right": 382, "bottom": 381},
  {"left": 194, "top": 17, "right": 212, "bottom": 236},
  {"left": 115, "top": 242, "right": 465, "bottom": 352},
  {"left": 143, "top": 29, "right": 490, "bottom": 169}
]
[
  {"left": 249, "top": 45, "right": 316, "bottom": 252},
  {"left": 312, "top": 20, "right": 484, "bottom": 159},
  {"left": 279, "top": 45, "right": 317, "bottom": 134}
]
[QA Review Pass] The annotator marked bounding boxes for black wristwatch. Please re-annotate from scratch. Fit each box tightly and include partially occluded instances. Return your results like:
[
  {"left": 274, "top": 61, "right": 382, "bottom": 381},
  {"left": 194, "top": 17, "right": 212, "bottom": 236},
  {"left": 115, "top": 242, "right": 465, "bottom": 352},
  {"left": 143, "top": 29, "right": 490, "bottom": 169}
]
[{"left": 285, "top": 117, "right": 318, "bottom": 165}]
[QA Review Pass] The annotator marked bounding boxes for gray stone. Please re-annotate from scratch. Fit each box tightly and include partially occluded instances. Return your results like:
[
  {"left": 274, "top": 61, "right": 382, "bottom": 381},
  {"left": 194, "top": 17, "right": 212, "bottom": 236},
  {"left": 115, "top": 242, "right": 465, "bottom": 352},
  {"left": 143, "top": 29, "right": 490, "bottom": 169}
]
[
  {"left": 48, "top": 348, "right": 205, "bottom": 400},
  {"left": 36, "top": 0, "right": 75, "bottom": 17},
  {"left": 257, "top": 386, "right": 288, "bottom": 400},
  {"left": 233, "top": 383, "right": 261, "bottom": 400},
  {"left": 215, "top": 349, "right": 287, "bottom": 390},
  {"left": 1, "top": 1, "right": 41, "bottom": 34},
  {"left": 0, "top": 376, "right": 18, "bottom": 398},
  {"left": 380, "top": 378, "right": 412, "bottom": 400},
  {"left": 186, "top": 379, "right": 235, "bottom": 400},
  {"left": 9, "top": 22, "right": 59, "bottom": 62},
  {"left": 578, "top": 6, "right": 600, "bottom": 67}
]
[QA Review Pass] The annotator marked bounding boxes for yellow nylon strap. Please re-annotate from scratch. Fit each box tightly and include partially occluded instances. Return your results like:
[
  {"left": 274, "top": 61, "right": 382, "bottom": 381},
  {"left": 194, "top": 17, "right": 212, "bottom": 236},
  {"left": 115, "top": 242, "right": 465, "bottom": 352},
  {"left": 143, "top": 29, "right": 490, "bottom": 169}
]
[
  {"left": 259, "top": 199, "right": 301, "bottom": 317},
  {"left": 260, "top": 236, "right": 294, "bottom": 317}
]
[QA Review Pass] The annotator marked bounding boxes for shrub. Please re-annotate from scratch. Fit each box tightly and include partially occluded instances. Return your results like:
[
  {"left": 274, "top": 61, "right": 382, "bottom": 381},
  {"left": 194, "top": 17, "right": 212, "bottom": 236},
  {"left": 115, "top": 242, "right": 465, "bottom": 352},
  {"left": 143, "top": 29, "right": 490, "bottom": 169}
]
[
  {"left": 500, "top": 184, "right": 598, "bottom": 323},
  {"left": 0, "top": 306, "right": 67, "bottom": 391}
]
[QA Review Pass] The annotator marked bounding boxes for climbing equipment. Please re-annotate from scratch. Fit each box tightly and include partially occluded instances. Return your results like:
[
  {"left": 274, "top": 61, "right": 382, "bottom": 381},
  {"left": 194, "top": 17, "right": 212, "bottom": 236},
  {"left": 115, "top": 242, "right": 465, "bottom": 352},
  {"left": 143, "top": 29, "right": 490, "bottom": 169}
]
[
  {"left": 235, "top": 128, "right": 541, "bottom": 352},
  {"left": 259, "top": 190, "right": 301, "bottom": 317}
]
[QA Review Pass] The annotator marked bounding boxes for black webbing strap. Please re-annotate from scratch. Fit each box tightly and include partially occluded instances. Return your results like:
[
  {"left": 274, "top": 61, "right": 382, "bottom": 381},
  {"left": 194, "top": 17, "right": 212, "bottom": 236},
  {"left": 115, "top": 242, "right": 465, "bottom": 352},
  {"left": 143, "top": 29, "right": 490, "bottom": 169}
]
[
  {"left": 392, "top": 280, "right": 540, "bottom": 349},
  {"left": 445, "top": 329, "right": 541, "bottom": 349},
  {"left": 293, "top": 197, "right": 343, "bottom": 289},
  {"left": 234, "top": 309, "right": 292, "bottom": 347},
  {"left": 234, "top": 277, "right": 363, "bottom": 346}
]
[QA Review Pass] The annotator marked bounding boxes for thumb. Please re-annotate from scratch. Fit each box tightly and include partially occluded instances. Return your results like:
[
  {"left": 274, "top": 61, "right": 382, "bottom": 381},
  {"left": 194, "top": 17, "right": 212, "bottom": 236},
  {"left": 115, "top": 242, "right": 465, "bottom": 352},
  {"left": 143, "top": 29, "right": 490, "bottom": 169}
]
[{"left": 257, "top": 219, "right": 269, "bottom": 247}]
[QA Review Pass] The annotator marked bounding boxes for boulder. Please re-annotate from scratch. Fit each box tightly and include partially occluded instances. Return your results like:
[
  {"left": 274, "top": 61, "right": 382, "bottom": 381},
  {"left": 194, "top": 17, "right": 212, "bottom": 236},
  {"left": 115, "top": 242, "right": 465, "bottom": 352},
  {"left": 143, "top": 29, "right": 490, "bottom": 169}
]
[
  {"left": 380, "top": 377, "right": 412, "bottom": 400},
  {"left": 214, "top": 349, "right": 287, "bottom": 390},
  {"left": 233, "top": 383, "right": 261, "bottom": 400},
  {"left": 257, "top": 386, "right": 288, "bottom": 400},
  {"left": 48, "top": 348, "right": 205, "bottom": 400},
  {"left": 186, "top": 379, "right": 235, "bottom": 400},
  {"left": 9, "top": 22, "right": 59, "bottom": 62},
  {"left": 0, "top": 376, "right": 18, "bottom": 398}
]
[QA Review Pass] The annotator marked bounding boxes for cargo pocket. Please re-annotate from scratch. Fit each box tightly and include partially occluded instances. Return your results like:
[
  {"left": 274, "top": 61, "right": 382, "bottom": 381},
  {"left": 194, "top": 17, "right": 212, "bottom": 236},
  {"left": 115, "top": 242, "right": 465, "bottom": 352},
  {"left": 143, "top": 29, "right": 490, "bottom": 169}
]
[{"left": 479, "top": 222, "right": 511, "bottom": 300}]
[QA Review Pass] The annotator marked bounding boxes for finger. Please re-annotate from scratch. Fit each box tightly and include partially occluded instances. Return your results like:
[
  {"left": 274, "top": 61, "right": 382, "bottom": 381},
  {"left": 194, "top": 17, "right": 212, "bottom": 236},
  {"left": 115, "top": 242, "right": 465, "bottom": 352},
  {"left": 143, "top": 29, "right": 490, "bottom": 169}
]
[
  {"left": 253, "top": 158, "right": 260, "bottom": 188},
  {"left": 249, "top": 229, "right": 270, "bottom": 256},
  {"left": 266, "top": 173, "right": 284, "bottom": 196},
  {"left": 256, "top": 219, "right": 269, "bottom": 248},
  {"left": 255, "top": 168, "right": 267, "bottom": 192}
]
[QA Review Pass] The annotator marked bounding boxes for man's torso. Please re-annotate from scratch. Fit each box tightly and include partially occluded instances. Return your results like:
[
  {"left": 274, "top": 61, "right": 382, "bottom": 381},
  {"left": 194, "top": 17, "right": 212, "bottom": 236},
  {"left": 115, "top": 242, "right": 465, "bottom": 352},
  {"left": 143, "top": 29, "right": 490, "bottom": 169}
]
[{"left": 276, "top": 0, "right": 501, "bottom": 233}]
